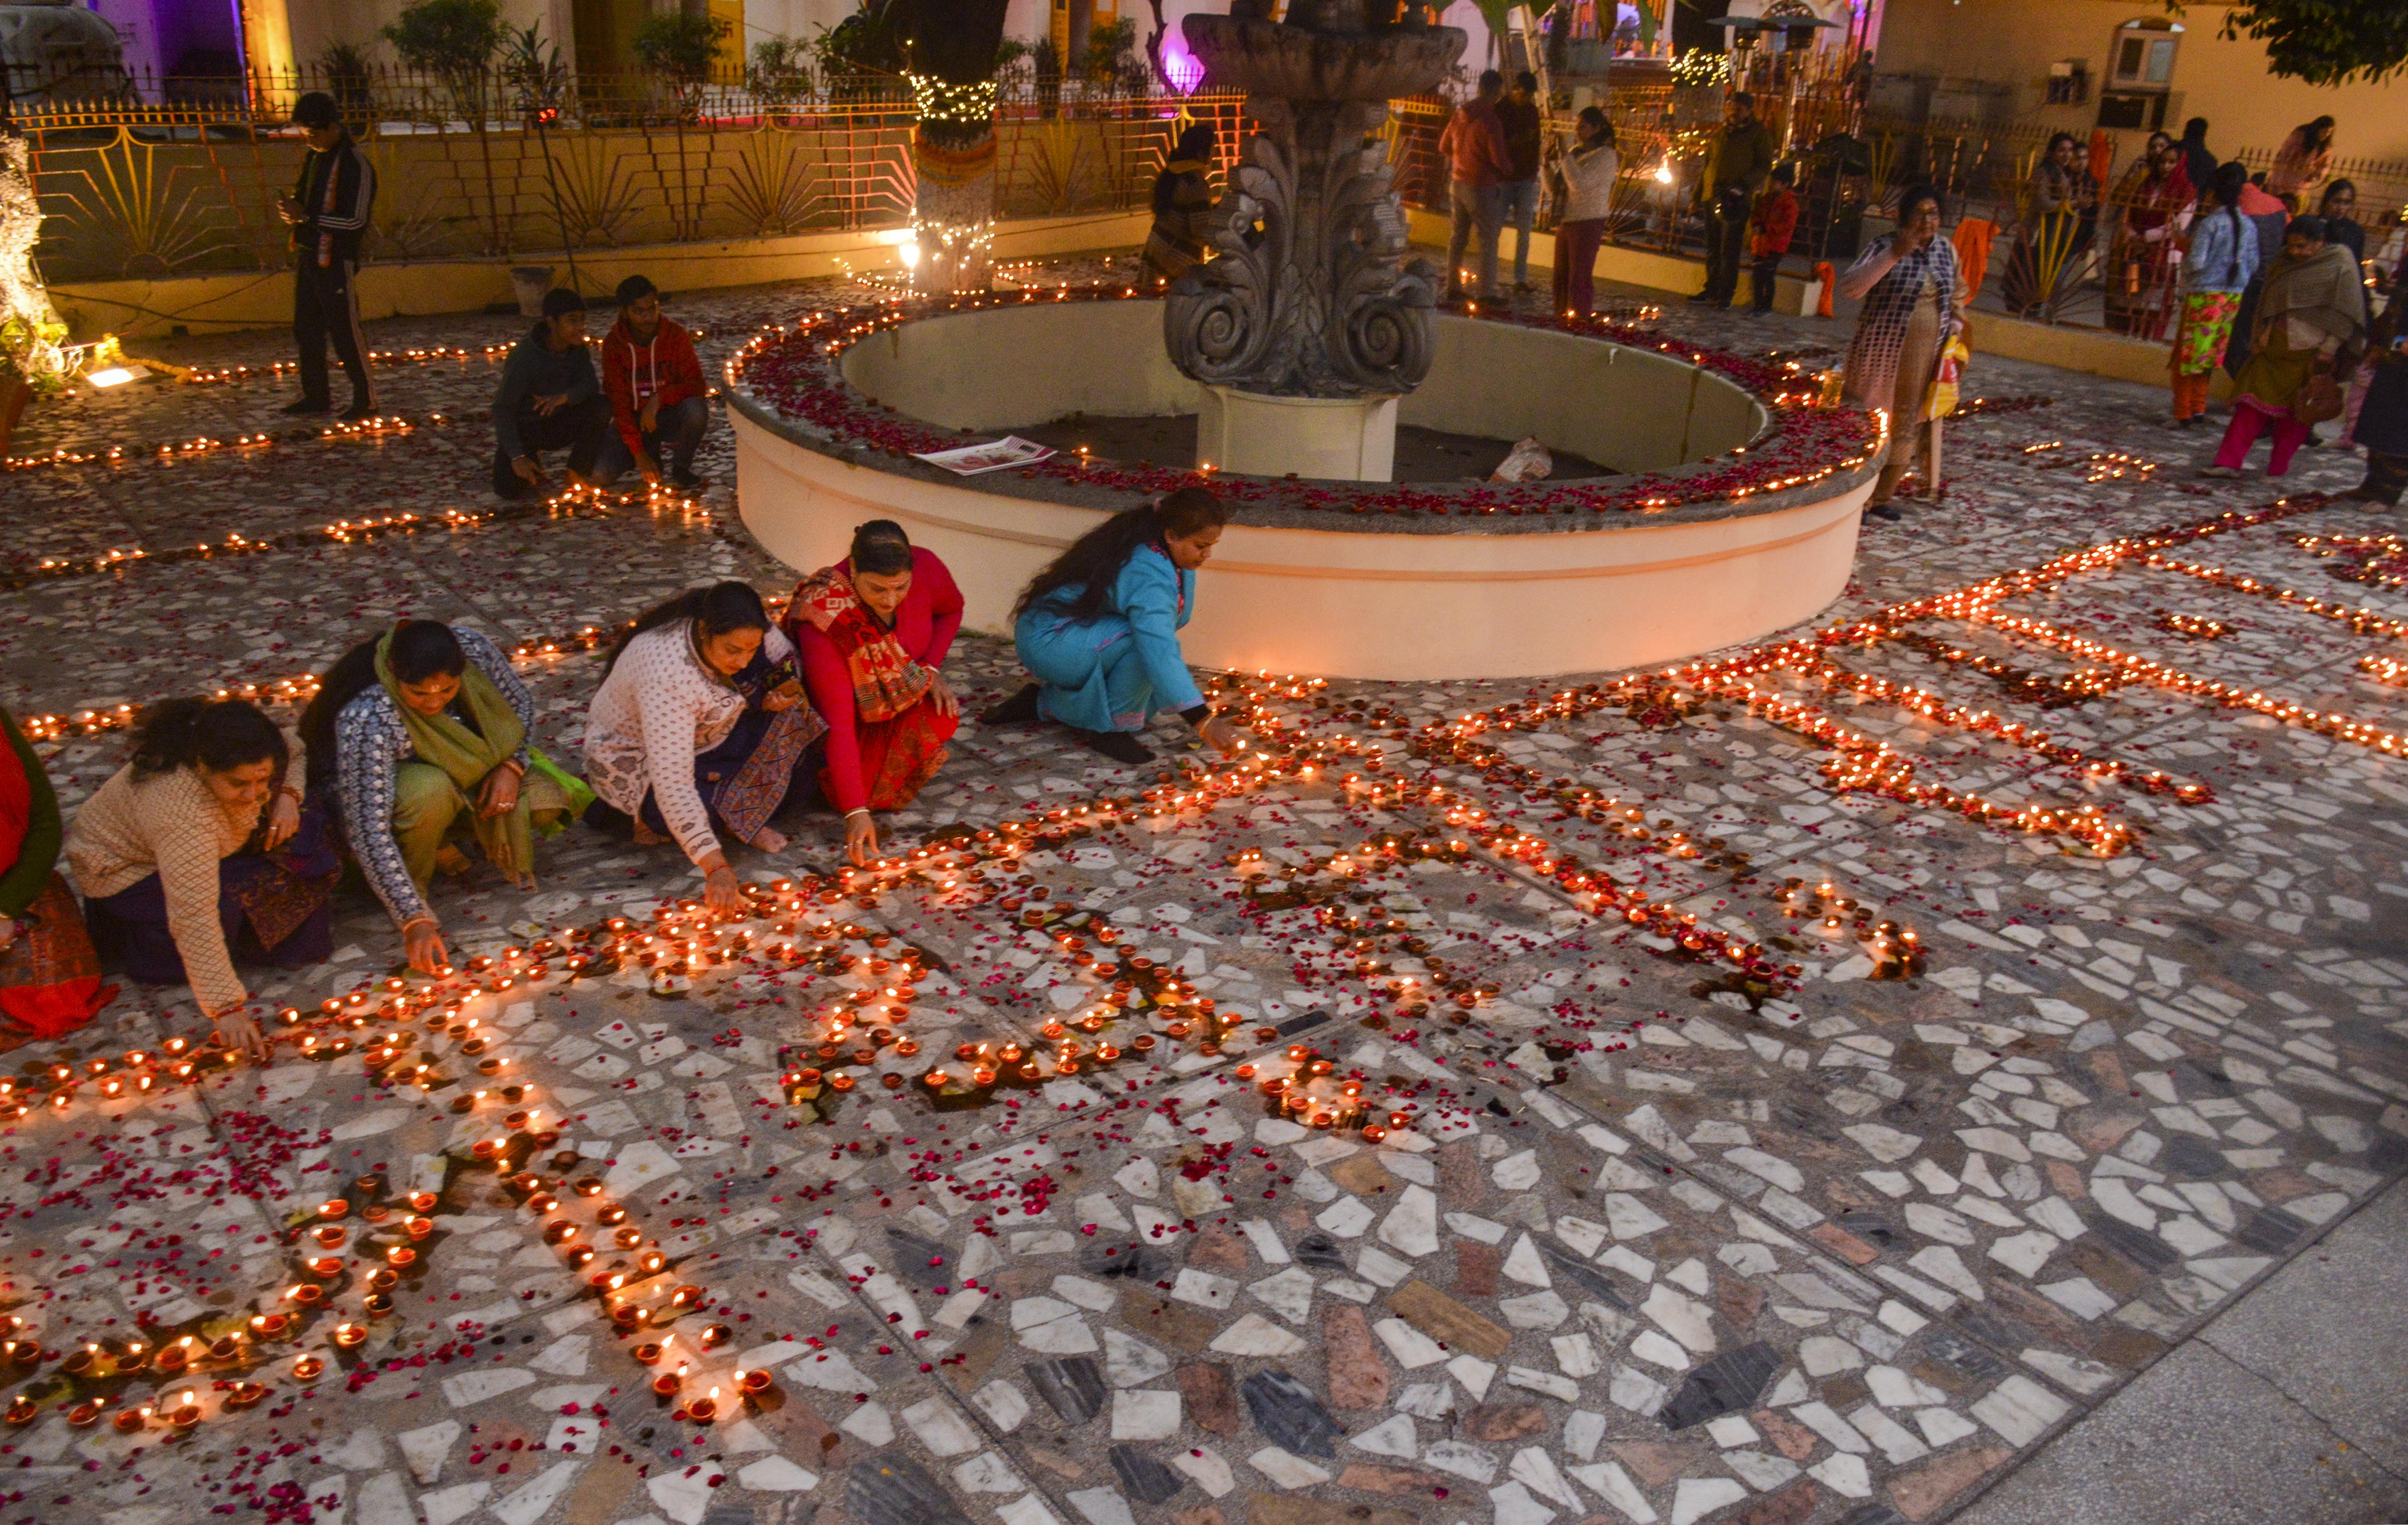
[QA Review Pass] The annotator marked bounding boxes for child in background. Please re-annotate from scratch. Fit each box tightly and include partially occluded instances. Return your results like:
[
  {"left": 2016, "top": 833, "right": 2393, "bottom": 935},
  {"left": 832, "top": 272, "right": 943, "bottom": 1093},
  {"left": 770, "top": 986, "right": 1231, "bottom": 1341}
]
[{"left": 1749, "top": 163, "right": 1800, "bottom": 315}]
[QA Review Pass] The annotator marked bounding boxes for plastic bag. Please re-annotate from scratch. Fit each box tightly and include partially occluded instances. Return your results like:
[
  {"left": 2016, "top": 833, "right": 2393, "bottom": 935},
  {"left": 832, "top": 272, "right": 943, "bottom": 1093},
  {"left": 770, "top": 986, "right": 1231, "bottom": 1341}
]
[{"left": 1490, "top": 435, "right": 1554, "bottom": 483}]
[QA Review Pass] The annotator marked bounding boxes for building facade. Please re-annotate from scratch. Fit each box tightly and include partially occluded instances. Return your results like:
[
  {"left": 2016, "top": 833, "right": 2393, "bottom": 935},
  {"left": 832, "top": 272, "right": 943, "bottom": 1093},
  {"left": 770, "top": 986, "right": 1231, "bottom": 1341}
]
[{"left": 1870, "top": 0, "right": 2408, "bottom": 163}]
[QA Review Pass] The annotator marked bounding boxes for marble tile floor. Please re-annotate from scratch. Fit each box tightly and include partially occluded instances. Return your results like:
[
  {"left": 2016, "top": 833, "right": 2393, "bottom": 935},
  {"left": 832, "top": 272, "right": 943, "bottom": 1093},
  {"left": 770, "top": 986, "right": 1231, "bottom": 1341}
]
[{"left": 0, "top": 259, "right": 2399, "bottom": 1525}]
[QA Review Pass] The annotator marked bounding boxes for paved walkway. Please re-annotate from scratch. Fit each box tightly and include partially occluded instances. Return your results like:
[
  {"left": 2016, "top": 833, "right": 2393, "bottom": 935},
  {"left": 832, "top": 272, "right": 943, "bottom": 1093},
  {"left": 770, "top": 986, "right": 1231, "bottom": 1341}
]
[{"left": 0, "top": 261, "right": 2399, "bottom": 1525}]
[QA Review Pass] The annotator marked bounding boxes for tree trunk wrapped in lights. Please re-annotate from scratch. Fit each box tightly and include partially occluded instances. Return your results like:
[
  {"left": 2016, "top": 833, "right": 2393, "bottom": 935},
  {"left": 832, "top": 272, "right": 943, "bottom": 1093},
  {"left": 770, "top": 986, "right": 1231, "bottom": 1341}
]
[
  {"left": 1, "top": 131, "right": 69, "bottom": 452},
  {"left": 901, "top": 0, "right": 1011, "bottom": 295}
]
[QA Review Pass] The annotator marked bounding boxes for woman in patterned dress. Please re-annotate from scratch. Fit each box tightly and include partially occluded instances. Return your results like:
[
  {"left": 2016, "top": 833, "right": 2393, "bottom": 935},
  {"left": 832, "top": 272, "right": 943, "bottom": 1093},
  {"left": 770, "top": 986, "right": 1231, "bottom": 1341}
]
[
  {"left": 1837, "top": 184, "right": 1970, "bottom": 518},
  {"left": 583, "top": 583, "right": 822, "bottom": 918},
  {"left": 783, "top": 521, "right": 965, "bottom": 869},
  {"left": 302, "top": 620, "right": 580, "bottom": 976}
]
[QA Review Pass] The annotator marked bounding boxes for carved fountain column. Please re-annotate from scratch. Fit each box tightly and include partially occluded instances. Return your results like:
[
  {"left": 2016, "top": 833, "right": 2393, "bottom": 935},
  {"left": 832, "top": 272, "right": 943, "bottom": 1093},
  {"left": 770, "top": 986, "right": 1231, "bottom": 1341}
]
[{"left": 1164, "top": 0, "right": 1465, "bottom": 481}]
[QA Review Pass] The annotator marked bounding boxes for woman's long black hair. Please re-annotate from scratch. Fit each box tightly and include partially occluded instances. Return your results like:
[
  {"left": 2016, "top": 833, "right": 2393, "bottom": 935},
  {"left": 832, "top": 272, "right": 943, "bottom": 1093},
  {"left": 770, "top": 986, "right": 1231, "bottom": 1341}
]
[
  {"left": 300, "top": 620, "right": 465, "bottom": 780},
  {"left": 606, "top": 581, "right": 770, "bottom": 673},
  {"left": 2294, "top": 115, "right": 2335, "bottom": 151},
  {"left": 1013, "top": 489, "right": 1227, "bottom": 624},
  {"left": 2203, "top": 161, "right": 2251, "bottom": 284},
  {"left": 132, "top": 697, "right": 287, "bottom": 782}
]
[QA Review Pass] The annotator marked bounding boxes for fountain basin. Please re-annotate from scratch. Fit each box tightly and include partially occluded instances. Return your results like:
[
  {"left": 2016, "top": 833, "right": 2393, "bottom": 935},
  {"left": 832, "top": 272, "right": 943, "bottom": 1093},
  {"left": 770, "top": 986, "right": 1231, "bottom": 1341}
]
[{"left": 729, "top": 297, "right": 1878, "bottom": 680}]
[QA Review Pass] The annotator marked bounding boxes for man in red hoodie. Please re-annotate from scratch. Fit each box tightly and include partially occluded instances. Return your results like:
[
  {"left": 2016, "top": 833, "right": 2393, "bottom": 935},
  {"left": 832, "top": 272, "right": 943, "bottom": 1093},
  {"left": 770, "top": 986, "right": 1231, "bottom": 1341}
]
[{"left": 600, "top": 275, "right": 710, "bottom": 488}]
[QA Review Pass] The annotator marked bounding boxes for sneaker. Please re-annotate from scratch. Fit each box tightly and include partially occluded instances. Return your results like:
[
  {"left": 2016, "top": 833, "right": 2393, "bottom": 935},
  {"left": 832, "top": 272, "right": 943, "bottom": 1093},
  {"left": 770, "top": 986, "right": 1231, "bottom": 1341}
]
[
  {"left": 1863, "top": 502, "right": 1903, "bottom": 522},
  {"left": 2172, "top": 415, "right": 2197, "bottom": 429},
  {"left": 1686, "top": 291, "right": 1721, "bottom": 306},
  {"left": 982, "top": 683, "right": 1042, "bottom": 726},
  {"left": 1074, "top": 728, "right": 1154, "bottom": 766},
  {"left": 2198, "top": 464, "right": 2240, "bottom": 478},
  {"left": 669, "top": 468, "right": 706, "bottom": 489},
  {"left": 280, "top": 397, "right": 331, "bottom": 415},
  {"left": 337, "top": 400, "right": 377, "bottom": 422}
]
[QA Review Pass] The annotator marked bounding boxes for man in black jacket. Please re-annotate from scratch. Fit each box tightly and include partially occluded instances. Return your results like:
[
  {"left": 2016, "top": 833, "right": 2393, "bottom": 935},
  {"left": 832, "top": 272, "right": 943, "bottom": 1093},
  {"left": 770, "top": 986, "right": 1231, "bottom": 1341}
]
[
  {"left": 491, "top": 288, "right": 614, "bottom": 500},
  {"left": 275, "top": 92, "right": 378, "bottom": 419}
]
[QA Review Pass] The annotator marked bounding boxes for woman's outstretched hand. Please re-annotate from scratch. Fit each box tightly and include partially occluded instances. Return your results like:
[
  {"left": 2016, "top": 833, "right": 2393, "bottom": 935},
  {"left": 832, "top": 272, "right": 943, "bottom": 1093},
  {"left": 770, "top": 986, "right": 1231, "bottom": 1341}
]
[
  {"left": 404, "top": 917, "right": 449, "bottom": 975},
  {"left": 211, "top": 1003, "right": 273, "bottom": 1065},
  {"left": 1199, "top": 714, "right": 1245, "bottom": 756},
  {"left": 846, "top": 811, "right": 880, "bottom": 866}
]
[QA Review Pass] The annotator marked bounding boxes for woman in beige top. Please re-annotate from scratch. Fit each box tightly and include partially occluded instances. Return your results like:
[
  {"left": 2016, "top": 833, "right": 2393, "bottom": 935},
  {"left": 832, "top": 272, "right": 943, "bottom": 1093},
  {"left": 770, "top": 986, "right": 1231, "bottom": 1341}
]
[{"left": 69, "top": 698, "right": 337, "bottom": 1060}]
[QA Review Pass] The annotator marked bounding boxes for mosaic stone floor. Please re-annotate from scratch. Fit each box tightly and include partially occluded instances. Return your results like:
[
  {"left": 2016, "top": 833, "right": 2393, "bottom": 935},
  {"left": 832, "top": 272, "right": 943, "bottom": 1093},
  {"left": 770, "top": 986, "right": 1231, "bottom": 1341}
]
[{"left": 0, "top": 261, "right": 2402, "bottom": 1525}]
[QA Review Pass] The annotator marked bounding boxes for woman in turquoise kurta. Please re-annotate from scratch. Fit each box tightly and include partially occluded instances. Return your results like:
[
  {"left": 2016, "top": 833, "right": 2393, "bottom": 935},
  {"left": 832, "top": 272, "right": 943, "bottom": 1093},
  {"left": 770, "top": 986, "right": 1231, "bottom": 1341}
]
[{"left": 987, "top": 490, "right": 1246, "bottom": 766}]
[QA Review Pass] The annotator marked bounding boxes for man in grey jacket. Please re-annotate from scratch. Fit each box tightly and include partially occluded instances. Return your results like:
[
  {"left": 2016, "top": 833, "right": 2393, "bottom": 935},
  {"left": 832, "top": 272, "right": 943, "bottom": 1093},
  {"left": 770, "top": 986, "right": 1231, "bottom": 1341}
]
[{"left": 491, "top": 288, "right": 613, "bottom": 500}]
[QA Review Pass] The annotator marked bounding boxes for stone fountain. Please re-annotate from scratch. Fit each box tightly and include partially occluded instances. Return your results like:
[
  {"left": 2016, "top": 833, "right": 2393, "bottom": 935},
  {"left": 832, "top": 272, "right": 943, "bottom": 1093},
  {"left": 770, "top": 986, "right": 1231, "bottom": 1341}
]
[{"left": 1164, "top": 0, "right": 1466, "bottom": 481}]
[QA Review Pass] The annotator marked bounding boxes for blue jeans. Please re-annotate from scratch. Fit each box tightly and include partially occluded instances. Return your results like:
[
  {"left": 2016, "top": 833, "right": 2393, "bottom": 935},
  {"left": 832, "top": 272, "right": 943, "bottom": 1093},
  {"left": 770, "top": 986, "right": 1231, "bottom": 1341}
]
[
  {"left": 596, "top": 394, "right": 710, "bottom": 482},
  {"left": 1500, "top": 179, "right": 1539, "bottom": 288},
  {"left": 1447, "top": 180, "right": 1506, "bottom": 299}
]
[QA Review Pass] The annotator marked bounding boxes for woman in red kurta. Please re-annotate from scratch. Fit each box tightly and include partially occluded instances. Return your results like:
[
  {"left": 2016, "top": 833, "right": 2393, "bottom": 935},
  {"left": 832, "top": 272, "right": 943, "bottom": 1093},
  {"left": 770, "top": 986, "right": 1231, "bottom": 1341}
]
[{"left": 783, "top": 521, "right": 965, "bottom": 865}]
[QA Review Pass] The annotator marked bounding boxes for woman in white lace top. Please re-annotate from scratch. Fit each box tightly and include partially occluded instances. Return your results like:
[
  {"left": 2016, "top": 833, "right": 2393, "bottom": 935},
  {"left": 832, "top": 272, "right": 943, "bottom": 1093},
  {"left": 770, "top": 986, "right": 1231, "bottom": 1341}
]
[{"left": 583, "top": 583, "right": 823, "bottom": 913}]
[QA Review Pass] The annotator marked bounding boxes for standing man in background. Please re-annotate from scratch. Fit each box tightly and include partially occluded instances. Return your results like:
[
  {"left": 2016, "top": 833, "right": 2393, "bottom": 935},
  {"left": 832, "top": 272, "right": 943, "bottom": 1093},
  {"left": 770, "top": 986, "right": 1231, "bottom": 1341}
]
[
  {"left": 1495, "top": 71, "right": 1545, "bottom": 295},
  {"left": 1691, "top": 91, "right": 1775, "bottom": 310},
  {"left": 1439, "top": 70, "right": 1513, "bottom": 303},
  {"left": 274, "top": 92, "right": 378, "bottom": 420}
]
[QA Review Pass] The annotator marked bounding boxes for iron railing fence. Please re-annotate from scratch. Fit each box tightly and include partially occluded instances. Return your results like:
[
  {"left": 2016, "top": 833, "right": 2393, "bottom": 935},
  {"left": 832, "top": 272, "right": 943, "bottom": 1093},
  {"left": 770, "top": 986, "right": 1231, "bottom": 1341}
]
[{"left": 14, "top": 69, "right": 1245, "bottom": 283}]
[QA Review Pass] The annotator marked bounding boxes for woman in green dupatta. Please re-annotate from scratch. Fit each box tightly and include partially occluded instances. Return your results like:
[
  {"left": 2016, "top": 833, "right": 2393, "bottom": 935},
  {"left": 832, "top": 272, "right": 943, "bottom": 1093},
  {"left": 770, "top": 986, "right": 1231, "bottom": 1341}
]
[{"left": 303, "top": 621, "right": 588, "bottom": 973}]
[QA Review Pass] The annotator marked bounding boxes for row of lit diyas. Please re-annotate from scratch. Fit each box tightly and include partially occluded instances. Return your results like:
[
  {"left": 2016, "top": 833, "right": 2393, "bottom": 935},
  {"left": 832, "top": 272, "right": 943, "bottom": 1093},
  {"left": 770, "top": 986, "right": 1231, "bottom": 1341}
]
[
  {"left": 1394, "top": 492, "right": 2378, "bottom": 853},
  {"left": 0, "top": 409, "right": 471, "bottom": 474},
  {"left": 1795, "top": 658, "right": 2206, "bottom": 800},
  {"left": 1769, "top": 877, "right": 1925, "bottom": 978},
  {"left": 7, "top": 476, "right": 690, "bottom": 594},
  {"left": 1888, "top": 630, "right": 2143, "bottom": 708},
  {"left": 0, "top": 877, "right": 978, "bottom": 1420},
  {"left": 175, "top": 331, "right": 714, "bottom": 388},
  {"left": 1975, "top": 609, "right": 2408, "bottom": 756},
  {"left": 2291, "top": 530, "right": 2408, "bottom": 592},
  {"left": 2018, "top": 441, "right": 2161, "bottom": 485},
  {"left": 2156, "top": 612, "right": 2228, "bottom": 640},
  {"left": 1393, "top": 659, "right": 2154, "bottom": 855},
  {"left": 2143, "top": 552, "right": 2408, "bottom": 639},
  {"left": 0, "top": 1167, "right": 447, "bottom": 1433},
  {"left": 14, "top": 609, "right": 640, "bottom": 744},
  {"left": 1187, "top": 673, "right": 1832, "bottom": 993},
  {"left": 2361, "top": 654, "right": 2408, "bottom": 687},
  {"left": 179, "top": 342, "right": 516, "bottom": 385}
]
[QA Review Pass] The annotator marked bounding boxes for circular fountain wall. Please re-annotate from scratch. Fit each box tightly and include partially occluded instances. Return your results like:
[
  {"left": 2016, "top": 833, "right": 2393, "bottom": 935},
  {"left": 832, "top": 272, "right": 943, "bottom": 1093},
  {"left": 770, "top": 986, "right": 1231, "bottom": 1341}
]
[{"left": 730, "top": 298, "right": 1877, "bottom": 680}]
